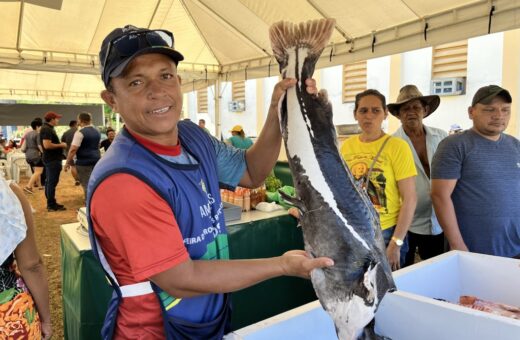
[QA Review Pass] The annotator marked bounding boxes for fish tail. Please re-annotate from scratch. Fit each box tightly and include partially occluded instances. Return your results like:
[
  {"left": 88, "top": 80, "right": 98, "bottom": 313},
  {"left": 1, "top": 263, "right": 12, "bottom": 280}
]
[{"left": 269, "top": 19, "right": 335, "bottom": 69}]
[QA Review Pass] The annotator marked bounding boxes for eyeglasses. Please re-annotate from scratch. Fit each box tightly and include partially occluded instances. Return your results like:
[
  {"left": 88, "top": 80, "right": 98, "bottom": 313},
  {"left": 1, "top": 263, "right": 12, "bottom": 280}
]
[{"left": 102, "top": 29, "right": 174, "bottom": 84}]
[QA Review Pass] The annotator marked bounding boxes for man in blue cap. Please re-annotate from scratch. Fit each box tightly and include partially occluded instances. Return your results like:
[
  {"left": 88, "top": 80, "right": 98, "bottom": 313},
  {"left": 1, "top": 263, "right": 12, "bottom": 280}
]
[
  {"left": 432, "top": 85, "right": 520, "bottom": 258},
  {"left": 87, "top": 25, "right": 333, "bottom": 339}
]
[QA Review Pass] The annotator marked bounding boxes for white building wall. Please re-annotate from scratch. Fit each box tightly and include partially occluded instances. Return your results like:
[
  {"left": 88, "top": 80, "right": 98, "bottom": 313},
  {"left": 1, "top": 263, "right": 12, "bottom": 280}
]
[
  {"left": 319, "top": 57, "right": 391, "bottom": 128},
  {"left": 401, "top": 47, "right": 432, "bottom": 94},
  {"left": 367, "top": 56, "right": 391, "bottom": 97},
  {"left": 262, "top": 76, "right": 279, "bottom": 123},
  {"left": 203, "top": 85, "right": 216, "bottom": 136},
  {"left": 185, "top": 92, "right": 197, "bottom": 121},
  {"left": 399, "top": 33, "right": 504, "bottom": 133},
  {"left": 319, "top": 65, "right": 353, "bottom": 125},
  {"left": 189, "top": 32, "right": 508, "bottom": 144},
  {"left": 219, "top": 79, "right": 258, "bottom": 140},
  {"left": 367, "top": 56, "right": 391, "bottom": 131}
]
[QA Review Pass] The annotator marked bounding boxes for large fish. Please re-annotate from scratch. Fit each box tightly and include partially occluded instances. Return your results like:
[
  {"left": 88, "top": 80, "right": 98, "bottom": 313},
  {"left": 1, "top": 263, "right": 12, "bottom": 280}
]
[{"left": 269, "top": 19, "right": 395, "bottom": 340}]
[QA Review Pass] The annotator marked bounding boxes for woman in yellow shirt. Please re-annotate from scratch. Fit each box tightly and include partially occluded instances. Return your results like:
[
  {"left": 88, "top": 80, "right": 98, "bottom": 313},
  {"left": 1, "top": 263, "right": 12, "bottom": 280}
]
[{"left": 340, "top": 89, "right": 417, "bottom": 270}]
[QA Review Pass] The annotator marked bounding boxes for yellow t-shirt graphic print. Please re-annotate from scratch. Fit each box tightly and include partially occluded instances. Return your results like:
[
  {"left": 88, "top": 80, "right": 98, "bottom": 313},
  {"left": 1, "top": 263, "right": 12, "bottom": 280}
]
[{"left": 340, "top": 134, "right": 416, "bottom": 230}]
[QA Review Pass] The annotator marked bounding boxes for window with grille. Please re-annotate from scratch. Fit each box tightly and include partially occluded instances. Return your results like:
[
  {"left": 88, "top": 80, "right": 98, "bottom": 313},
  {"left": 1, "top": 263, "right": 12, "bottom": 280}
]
[
  {"left": 229, "top": 81, "right": 246, "bottom": 112},
  {"left": 197, "top": 89, "right": 208, "bottom": 113},
  {"left": 342, "top": 61, "right": 367, "bottom": 103},
  {"left": 432, "top": 40, "right": 467, "bottom": 79},
  {"left": 232, "top": 81, "right": 245, "bottom": 102}
]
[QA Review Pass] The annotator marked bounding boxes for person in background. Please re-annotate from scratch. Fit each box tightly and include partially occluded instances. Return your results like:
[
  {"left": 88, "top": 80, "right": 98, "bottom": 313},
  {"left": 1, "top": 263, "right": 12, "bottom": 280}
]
[
  {"left": 65, "top": 112, "right": 101, "bottom": 200},
  {"left": 432, "top": 85, "right": 520, "bottom": 258},
  {"left": 227, "top": 125, "right": 253, "bottom": 150},
  {"left": 198, "top": 119, "right": 211, "bottom": 134},
  {"left": 448, "top": 123, "right": 464, "bottom": 135},
  {"left": 90, "top": 24, "right": 333, "bottom": 339},
  {"left": 340, "top": 89, "right": 417, "bottom": 270},
  {"left": 61, "top": 120, "right": 80, "bottom": 186},
  {"left": 6, "top": 139, "right": 18, "bottom": 151},
  {"left": 99, "top": 128, "right": 116, "bottom": 152},
  {"left": 22, "top": 119, "right": 45, "bottom": 194},
  {"left": 389, "top": 85, "right": 448, "bottom": 266},
  {"left": 0, "top": 179, "right": 52, "bottom": 339},
  {"left": 0, "top": 139, "right": 8, "bottom": 159},
  {"left": 41, "top": 111, "right": 67, "bottom": 212}
]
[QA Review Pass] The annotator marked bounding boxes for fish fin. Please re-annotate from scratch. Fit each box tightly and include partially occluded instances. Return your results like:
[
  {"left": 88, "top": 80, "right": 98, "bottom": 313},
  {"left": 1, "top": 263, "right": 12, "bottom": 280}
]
[
  {"left": 269, "top": 19, "right": 336, "bottom": 68},
  {"left": 278, "top": 189, "right": 305, "bottom": 212}
]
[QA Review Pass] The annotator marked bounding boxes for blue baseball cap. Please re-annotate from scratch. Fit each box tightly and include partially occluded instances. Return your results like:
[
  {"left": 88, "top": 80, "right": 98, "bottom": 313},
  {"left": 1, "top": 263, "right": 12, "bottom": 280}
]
[{"left": 99, "top": 25, "right": 184, "bottom": 87}]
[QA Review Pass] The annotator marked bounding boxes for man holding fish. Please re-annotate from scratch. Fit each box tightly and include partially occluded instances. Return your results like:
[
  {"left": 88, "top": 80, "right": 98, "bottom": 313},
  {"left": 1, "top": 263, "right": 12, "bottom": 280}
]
[{"left": 86, "top": 25, "right": 333, "bottom": 339}]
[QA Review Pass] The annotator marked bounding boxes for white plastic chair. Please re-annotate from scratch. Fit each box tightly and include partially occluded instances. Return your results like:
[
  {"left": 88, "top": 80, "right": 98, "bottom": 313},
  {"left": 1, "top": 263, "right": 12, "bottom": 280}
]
[{"left": 12, "top": 157, "right": 32, "bottom": 183}]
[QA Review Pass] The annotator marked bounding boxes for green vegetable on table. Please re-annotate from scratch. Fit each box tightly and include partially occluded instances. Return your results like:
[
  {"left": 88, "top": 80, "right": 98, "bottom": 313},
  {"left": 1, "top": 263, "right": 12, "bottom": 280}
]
[{"left": 265, "top": 174, "right": 282, "bottom": 192}]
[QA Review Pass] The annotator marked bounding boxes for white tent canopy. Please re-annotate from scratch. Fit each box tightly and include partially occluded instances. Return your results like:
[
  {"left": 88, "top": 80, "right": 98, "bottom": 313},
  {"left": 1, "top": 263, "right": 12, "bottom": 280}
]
[{"left": 1, "top": 0, "right": 520, "bottom": 103}]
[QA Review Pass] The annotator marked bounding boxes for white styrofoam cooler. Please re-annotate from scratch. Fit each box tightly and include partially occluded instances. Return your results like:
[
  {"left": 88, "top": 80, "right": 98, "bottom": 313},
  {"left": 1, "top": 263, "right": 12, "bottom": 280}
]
[
  {"left": 226, "top": 251, "right": 520, "bottom": 340},
  {"left": 77, "top": 207, "right": 88, "bottom": 229}
]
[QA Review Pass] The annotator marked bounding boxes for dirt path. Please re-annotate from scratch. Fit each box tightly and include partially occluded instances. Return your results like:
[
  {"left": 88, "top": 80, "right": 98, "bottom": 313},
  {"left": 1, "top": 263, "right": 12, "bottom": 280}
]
[{"left": 21, "top": 169, "right": 85, "bottom": 339}]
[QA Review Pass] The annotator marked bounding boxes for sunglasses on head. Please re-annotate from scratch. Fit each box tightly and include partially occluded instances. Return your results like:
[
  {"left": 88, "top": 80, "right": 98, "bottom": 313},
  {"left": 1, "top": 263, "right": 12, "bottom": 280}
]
[{"left": 102, "top": 29, "right": 174, "bottom": 83}]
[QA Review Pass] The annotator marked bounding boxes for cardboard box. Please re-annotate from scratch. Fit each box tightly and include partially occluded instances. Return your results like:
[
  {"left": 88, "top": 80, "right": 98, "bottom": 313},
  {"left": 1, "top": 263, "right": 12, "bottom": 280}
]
[{"left": 226, "top": 251, "right": 520, "bottom": 340}]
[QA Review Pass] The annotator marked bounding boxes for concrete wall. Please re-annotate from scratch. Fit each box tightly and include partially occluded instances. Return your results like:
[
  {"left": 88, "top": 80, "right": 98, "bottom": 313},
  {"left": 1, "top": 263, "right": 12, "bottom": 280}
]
[
  {"left": 183, "top": 29, "right": 520, "bottom": 145},
  {"left": 393, "top": 32, "right": 505, "bottom": 134}
]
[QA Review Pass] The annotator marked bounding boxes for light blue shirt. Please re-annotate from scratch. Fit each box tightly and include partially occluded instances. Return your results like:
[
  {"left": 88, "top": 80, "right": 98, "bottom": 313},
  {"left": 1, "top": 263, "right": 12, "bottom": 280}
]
[
  {"left": 162, "top": 135, "right": 246, "bottom": 188},
  {"left": 228, "top": 135, "right": 253, "bottom": 150},
  {"left": 393, "top": 125, "right": 448, "bottom": 235}
]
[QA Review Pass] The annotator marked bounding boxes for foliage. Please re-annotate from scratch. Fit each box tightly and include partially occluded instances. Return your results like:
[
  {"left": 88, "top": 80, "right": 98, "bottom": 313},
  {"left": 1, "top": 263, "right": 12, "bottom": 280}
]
[{"left": 265, "top": 174, "right": 282, "bottom": 192}]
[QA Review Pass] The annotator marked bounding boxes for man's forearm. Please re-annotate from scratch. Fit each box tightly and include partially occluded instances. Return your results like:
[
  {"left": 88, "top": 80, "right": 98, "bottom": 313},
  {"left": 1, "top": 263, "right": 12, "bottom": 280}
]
[
  {"left": 432, "top": 195, "right": 467, "bottom": 250},
  {"left": 244, "top": 103, "right": 282, "bottom": 187},
  {"left": 66, "top": 146, "right": 78, "bottom": 164},
  {"left": 151, "top": 249, "right": 333, "bottom": 299},
  {"left": 157, "top": 257, "right": 284, "bottom": 298},
  {"left": 43, "top": 140, "right": 65, "bottom": 150},
  {"left": 19, "top": 260, "right": 51, "bottom": 323},
  {"left": 394, "top": 196, "right": 416, "bottom": 240}
]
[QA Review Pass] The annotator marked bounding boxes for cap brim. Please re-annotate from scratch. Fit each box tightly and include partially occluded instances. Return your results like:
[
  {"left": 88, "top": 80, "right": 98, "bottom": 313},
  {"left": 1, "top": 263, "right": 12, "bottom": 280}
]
[
  {"left": 109, "top": 46, "right": 184, "bottom": 80},
  {"left": 46, "top": 114, "right": 62, "bottom": 119},
  {"left": 477, "top": 89, "right": 512, "bottom": 105},
  {"left": 388, "top": 95, "right": 440, "bottom": 118}
]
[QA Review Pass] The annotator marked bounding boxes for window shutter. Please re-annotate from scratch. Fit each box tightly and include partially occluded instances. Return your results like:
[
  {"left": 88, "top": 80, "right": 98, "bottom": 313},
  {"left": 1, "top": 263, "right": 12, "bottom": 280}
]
[
  {"left": 432, "top": 40, "right": 468, "bottom": 78},
  {"left": 232, "top": 81, "right": 245, "bottom": 102},
  {"left": 197, "top": 89, "right": 208, "bottom": 113},
  {"left": 343, "top": 61, "right": 367, "bottom": 103}
]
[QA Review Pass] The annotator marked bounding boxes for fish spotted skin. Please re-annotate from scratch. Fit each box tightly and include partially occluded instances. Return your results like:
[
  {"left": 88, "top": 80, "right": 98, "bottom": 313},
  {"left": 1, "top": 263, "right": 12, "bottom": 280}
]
[{"left": 269, "top": 19, "right": 395, "bottom": 340}]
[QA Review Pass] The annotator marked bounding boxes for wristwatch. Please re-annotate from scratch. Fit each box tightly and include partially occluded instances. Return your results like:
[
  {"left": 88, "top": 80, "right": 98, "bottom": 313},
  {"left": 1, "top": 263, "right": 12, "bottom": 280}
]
[{"left": 391, "top": 236, "right": 404, "bottom": 247}]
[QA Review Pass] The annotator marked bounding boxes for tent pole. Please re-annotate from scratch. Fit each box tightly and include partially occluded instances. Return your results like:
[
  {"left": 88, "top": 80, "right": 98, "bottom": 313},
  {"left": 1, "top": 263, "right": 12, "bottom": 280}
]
[
  {"left": 215, "top": 78, "right": 221, "bottom": 140},
  {"left": 102, "top": 104, "right": 106, "bottom": 127}
]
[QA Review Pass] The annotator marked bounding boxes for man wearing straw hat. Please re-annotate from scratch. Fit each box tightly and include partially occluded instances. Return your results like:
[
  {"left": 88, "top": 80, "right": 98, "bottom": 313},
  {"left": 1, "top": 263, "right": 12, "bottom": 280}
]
[{"left": 389, "top": 85, "right": 448, "bottom": 266}]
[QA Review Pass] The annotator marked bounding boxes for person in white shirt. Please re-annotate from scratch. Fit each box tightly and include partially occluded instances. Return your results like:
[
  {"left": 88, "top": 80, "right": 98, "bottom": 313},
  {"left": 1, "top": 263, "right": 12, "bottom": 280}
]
[{"left": 389, "top": 85, "right": 448, "bottom": 266}]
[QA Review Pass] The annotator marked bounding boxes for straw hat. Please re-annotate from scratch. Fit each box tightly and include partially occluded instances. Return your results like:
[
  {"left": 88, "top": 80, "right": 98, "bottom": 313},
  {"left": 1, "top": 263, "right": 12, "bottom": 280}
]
[{"left": 387, "top": 85, "right": 440, "bottom": 118}]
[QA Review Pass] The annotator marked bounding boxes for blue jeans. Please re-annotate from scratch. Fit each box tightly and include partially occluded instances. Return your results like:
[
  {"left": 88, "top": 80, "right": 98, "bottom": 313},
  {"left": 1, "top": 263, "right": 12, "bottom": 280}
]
[
  {"left": 381, "top": 226, "right": 408, "bottom": 268},
  {"left": 44, "top": 160, "right": 62, "bottom": 207}
]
